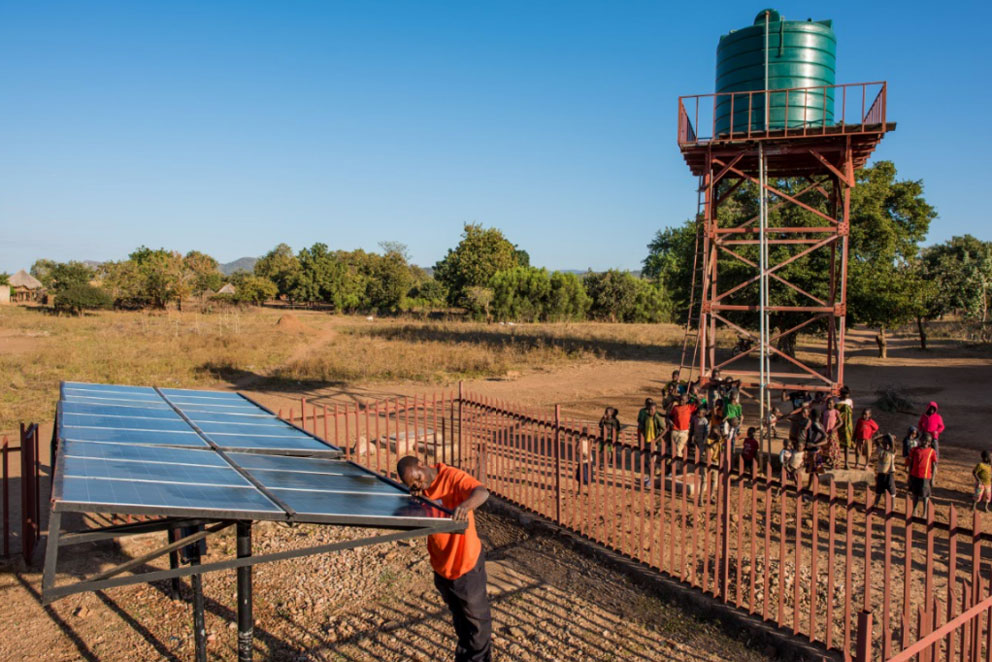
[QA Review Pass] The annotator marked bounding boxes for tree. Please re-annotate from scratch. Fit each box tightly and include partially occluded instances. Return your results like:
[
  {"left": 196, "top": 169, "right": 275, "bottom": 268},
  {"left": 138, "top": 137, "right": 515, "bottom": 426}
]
[
  {"left": 53, "top": 284, "right": 113, "bottom": 315},
  {"left": 490, "top": 267, "right": 553, "bottom": 322},
  {"left": 919, "top": 235, "right": 992, "bottom": 342},
  {"left": 849, "top": 261, "right": 921, "bottom": 358},
  {"left": 643, "top": 160, "right": 936, "bottom": 355},
  {"left": 98, "top": 260, "right": 147, "bottom": 308},
  {"left": 128, "top": 246, "right": 184, "bottom": 309},
  {"left": 183, "top": 251, "right": 224, "bottom": 296},
  {"left": 547, "top": 272, "right": 591, "bottom": 322},
  {"left": 0, "top": 273, "right": 8, "bottom": 286},
  {"left": 30, "top": 259, "right": 58, "bottom": 288},
  {"left": 462, "top": 286, "right": 494, "bottom": 321},
  {"left": 254, "top": 243, "right": 301, "bottom": 299},
  {"left": 365, "top": 248, "right": 413, "bottom": 312},
  {"left": 231, "top": 274, "right": 278, "bottom": 305},
  {"left": 584, "top": 270, "right": 665, "bottom": 322},
  {"left": 434, "top": 224, "right": 520, "bottom": 306},
  {"left": 48, "top": 261, "right": 95, "bottom": 294}
]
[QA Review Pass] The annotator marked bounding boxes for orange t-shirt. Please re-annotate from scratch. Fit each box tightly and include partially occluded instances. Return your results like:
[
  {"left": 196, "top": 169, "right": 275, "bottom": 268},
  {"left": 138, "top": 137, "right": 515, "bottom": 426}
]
[
  {"left": 669, "top": 404, "right": 696, "bottom": 431},
  {"left": 422, "top": 463, "right": 482, "bottom": 580}
]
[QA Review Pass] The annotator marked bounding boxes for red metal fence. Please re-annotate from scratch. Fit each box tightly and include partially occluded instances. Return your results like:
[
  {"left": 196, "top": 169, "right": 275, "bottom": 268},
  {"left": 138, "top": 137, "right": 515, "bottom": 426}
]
[
  {"left": 1, "top": 423, "right": 42, "bottom": 563},
  {"left": 285, "top": 387, "right": 991, "bottom": 662}
]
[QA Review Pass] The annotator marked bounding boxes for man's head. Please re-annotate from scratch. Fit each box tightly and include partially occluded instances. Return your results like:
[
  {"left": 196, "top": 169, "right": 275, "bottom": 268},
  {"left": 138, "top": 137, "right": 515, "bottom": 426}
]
[
  {"left": 397, "top": 456, "right": 434, "bottom": 494},
  {"left": 711, "top": 369, "right": 721, "bottom": 381},
  {"left": 747, "top": 427, "right": 757, "bottom": 438},
  {"left": 671, "top": 369, "right": 680, "bottom": 380},
  {"left": 923, "top": 432, "right": 934, "bottom": 447},
  {"left": 679, "top": 393, "right": 689, "bottom": 406},
  {"left": 645, "top": 398, "right": 655, "bottom": 413}
]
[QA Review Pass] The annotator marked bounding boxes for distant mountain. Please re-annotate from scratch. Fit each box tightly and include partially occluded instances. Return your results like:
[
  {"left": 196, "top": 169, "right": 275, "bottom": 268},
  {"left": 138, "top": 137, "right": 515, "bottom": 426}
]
[{"left": 220, "top": 257, "right": 257, "bottom": 275}]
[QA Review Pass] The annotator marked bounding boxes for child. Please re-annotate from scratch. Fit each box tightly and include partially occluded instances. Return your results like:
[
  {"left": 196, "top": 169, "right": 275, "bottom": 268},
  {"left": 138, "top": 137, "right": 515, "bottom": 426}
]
[
  {"left": 901, "top": 426, "right": 920, "bottom": 459},
  {"left": 821, "top": 398, "right": 840, "bottom": 469},
  {"left": 741, "top": 426, "right": 760, "bottom": 475},
  {"left": 836, "top": 386, "right": 855, "bottom": 468},
  {"left": 691, "top": 405, "right": 711, "bottom": 464},
  {"left": 766, "top": 407, "right": 783, "bottom": 440},
  {"left": 598, "top": 406, "right": 620, "bottom": 461},
  {"left": 973, "top": 451, "right": 992, "bottom": 512},
  {"left": 852, "top": 408, "right": 880, "bottom": 470},
  {"left": 907, "top": 435, "right": 937, "bottom": 517},
  {"left": 724, "top": 391, "right": 743, "bottom": 456},
  {"left": 874, "top": 434, "right": 896, "bottom": 506}
]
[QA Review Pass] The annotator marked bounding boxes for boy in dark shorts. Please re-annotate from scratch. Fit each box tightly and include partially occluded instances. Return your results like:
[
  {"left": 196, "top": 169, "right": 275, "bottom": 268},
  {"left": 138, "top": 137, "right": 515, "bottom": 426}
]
[
  {"left": 907, "top": 436, "right": 937, "bottom": 517},
  {"left": 874, "top": 434, "right": 896, "bottom": 506}
]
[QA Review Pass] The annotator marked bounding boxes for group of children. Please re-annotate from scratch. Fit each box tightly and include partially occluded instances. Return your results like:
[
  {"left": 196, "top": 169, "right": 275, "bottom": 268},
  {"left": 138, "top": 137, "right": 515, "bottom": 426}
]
[{"left": 592, "top": 372, "right": 990, "bottom": 514}]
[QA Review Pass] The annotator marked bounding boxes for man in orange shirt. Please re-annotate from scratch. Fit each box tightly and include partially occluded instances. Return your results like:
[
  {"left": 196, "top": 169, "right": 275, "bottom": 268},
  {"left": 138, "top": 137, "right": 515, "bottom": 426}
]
[
  {"left": 668, "top": 393, "right": 697, "bottom": 470},
  {"left": 397, "top": 456, "right": 492, "bottom": 662}
]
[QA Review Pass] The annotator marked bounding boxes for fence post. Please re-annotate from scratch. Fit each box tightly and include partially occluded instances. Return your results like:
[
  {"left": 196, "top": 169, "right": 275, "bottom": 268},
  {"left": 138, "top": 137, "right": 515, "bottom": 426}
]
[
  {"left": 462, "top": 379, "right": 465, "bottom": 470},
  {"left": 855, "top": 610, "right": 873, "bottom": 662},
  {"left": 2, "top": 436, "right": 8, "bottom": 558},
  {"left": 719, "top": 445, "right": 731, "bottom": 600},
  {"left": 554, "top": 404, "right": 562, "bottom": 525}
]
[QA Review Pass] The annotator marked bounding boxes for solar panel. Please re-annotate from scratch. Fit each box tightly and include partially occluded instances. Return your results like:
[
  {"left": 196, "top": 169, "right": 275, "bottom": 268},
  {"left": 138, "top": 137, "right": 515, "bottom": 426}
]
[
  {"left": 53, "top": 381, "right": 453, "bottom": 528},
  {"left": 60, "top": 381, "right": 341, "bottom": 456}
]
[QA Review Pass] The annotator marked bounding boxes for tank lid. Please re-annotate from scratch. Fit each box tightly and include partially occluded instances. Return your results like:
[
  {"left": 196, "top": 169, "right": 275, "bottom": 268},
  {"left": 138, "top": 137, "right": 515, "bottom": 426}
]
[{"left": 752, "top": 8, "right": 781, "bottom": 24}]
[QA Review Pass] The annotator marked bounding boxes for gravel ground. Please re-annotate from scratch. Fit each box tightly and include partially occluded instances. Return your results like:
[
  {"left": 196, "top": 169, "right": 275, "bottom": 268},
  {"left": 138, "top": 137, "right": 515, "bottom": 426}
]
[{"left": 1, "top": 509, "right": 772, "bottom": 662}]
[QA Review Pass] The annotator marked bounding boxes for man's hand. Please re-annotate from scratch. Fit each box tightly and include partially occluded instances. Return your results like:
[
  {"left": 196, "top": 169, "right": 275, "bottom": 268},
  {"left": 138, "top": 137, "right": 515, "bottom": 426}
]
[{"left": 453, "top": 505, "right": 471, "bottom": 521}]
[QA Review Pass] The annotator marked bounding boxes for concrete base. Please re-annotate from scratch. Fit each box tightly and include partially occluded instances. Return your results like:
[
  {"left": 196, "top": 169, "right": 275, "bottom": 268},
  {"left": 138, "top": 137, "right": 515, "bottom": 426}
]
[{"left": 818, "top": 469, "right": 874, "bottom": 485}]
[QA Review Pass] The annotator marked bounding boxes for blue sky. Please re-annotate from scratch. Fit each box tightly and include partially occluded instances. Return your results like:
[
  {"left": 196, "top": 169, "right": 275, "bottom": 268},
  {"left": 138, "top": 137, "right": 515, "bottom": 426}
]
[{"left": 1, "top": 1, "right": 989, "bottom": 273}]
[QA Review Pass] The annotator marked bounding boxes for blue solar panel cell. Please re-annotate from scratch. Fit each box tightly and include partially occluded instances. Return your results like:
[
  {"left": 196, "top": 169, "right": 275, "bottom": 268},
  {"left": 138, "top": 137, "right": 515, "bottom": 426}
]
[
  {"left": 225, "top": 453, "right": 367, "bottom": 475},
  {"left": 61, "top": 440, "right": 227, "bottom": 466},
  {"left": 60, "top": 426, "right": 209, "bottom": 447},
  {"left": 64, "top": 456, "right": 251, "bottom": 487},
  {"left": 166, "top": 399, "right": 262, "bottom": 413},
  {"left": 158, "top": 388, "right": 246, "bottom": 401},
  {"left": 62, "top": 401, "right": 177, "bottom": 418},
  {"left": 270, "top": 489, "right": 448, "bottom": 521},
  {"left": 62, "top": 414, "right": 192, "bottom": 432},
  {"left": 245, "top": 469, "right": 401, "bottom": 494},
  {"left": 195, "top": 420, "right": 298, "bottom": 435},
  {"left": 63, "top": 382, "right": 159, "bottom": 396},
  {"left": 206, "top": 434, "right": 330, "bottom": 452},
  {"left": 60, "top": 477, "right": 282, "bottom": 514},
  {"left": 64, "top": 395, "right": 172, "bottom": 408}
]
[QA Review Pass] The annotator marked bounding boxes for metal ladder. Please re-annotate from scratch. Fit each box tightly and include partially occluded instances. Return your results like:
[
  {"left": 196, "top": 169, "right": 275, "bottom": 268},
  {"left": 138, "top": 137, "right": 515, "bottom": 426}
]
[{"left": 678, "top": 175, "right": 707, "bottom": 382}]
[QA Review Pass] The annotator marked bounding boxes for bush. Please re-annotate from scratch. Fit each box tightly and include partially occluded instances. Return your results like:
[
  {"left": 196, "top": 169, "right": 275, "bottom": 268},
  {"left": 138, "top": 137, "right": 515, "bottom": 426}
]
[{"left": 53, "top": 284, "right": 113, "bottom": 315}]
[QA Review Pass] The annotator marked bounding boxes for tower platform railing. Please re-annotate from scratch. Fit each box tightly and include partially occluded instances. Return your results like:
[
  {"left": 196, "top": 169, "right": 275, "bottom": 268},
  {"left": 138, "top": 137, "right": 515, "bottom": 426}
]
[{"left": 678, "top": 81, "right": 887, "bottom": 146}]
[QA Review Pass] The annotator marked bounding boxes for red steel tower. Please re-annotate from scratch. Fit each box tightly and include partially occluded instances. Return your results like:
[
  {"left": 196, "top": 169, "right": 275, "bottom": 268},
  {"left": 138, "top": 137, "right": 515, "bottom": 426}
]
[{"left": 677, "top": 82, "right": 893, "bottom": 406}]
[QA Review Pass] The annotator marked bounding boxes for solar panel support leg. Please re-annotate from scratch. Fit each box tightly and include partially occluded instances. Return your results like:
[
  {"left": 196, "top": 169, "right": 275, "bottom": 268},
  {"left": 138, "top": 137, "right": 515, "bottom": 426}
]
[
  {"left": 166, "top": 527, "right": 180, "bottom": 599},
  {"left": 190, "top": 549, "right": 207, "bottom": 662},
  {"left": 237, "top": 520, "right": 253, "bottom": 662}
]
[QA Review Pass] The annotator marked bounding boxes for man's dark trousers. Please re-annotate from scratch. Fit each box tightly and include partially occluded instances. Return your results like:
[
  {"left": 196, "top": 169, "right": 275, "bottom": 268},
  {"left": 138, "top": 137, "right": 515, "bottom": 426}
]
[{"left": 433, "top": 551, "right": 492, "bottom": 662}]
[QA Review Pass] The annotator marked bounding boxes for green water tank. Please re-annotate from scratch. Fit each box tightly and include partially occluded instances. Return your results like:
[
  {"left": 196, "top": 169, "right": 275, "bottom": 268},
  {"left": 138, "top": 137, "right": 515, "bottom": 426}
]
[{"left": 715, "top": 9, "right": 836, "bottom": 134}]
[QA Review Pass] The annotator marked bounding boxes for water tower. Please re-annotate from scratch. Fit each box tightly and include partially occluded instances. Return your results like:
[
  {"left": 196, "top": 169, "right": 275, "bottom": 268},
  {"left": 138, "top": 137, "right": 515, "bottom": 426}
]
[{"left": 677, "top": 9, "right": 892, "bottom": 434}]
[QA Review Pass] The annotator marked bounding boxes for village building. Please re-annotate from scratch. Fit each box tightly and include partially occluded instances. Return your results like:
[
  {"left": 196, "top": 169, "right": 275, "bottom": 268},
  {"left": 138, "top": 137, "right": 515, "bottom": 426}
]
[{"left": 9, "top": 269, "right": 44, "bottom": 303}]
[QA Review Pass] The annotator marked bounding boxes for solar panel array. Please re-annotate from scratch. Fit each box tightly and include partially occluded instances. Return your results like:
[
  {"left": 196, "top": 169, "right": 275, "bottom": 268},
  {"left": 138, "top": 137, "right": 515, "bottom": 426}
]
[{"left": 53, "top": 382, "right": 454, "bottom": 527}]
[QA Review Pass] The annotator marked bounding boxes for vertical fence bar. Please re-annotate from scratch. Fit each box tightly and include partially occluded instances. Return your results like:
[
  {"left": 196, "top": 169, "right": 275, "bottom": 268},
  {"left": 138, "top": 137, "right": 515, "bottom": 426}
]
[
  {"left": 883, "top": 491, "right": 893, "bottom": 659},
  {"left": 763, "top": 472, "right": 773, "bottom": 621},
  {"left": 927, "top": 504, "right": 936, "bottom": 603},
  {"left": 779, "top": 467, "right": 788, "bottom": 626},
  {"left": 948, "top": 506, "right": 959, "bottom": 662},
  {"left": 693, "top": 446, "right": 702, "bottom": 587},
  {"left": 904, "top": 495, "right": 914, "bottom": 652},
  {"left": 794, "top": 477, "right": 803, "bottom": 635},
  {"left": 845, "top": 483, "right": 854, "bottom": 658},
  {"left": 810, "top": 474, "right": 820, "bottom": 642},
  {"left": 323, "top": 404, "right": 328, "bottom": 442},
  {"left": 749, "top": 461, "right": 758, "bottom": 614},
  {"left": 827, "top": 481, "right": 837, "bottom": 650},
  {"left": 736, "top": 455, "right": 744, "bottom": 608},
  {"left": 554, "top": 405, "right": 562, "bottom": 525},
  {"left": 1, "top": 436, "right": 7, "bottom": 559}
]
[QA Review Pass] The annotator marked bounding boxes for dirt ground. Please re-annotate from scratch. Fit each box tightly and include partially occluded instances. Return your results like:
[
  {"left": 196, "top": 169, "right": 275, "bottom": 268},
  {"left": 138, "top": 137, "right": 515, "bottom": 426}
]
[
  {"left": 2, "top": 309, "right": 990, "bottom": 660},
  {"left": 0, "top": 509, "right": 771, "bottom": 662}
]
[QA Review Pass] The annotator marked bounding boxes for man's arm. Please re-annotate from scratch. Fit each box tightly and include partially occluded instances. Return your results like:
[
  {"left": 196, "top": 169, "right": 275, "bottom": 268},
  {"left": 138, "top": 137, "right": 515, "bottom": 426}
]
[{"left": 453, "top": 485, "right": 489, "bottom": 522}]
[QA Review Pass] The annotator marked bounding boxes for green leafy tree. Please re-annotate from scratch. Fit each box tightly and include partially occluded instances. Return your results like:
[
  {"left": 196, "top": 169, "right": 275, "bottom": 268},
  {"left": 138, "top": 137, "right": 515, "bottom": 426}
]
[
  {"left": 127, "top": 246, "right": 184, "bottom": 308},
  {"left": 365, "top": 248, "right": 413, "bottom": 312},
  {"left": 490, "top": 267, "right": 553, "bottom": 322},
  {"left": 30, "top": 259, "right": 58, "bottom": 288},
  {"left": 643, "top": 161, "right": 936, "bottom": 355},
  {"left": 849, "top": 261, "right": 921, "bottom": 358},
  {"left": 53, "top": 284, "right": 113, "bottom": 315},
  {"left": 547, "top": 271, "right": 591, "bottom": 322},
  {"left": 407, "top": 276, "right": 448, "bottom": 309},
  {"left": 48, "top": 261, "right": 95, "bottom": 294},
  {"left": 434, "top": 224, "right": 520, "bottom": 306},
  {"left": 919, "top": 235, "right": 992, "bottom": 342},
  {"left": 462, "top": 286, "right": 494, "bottom": 321},
  {"left": 0, "top": 273, "right": 8, "bottom": 286},
  {"left": 231, "top": 274, "right": 278, "bottom": 305},
  {"left": 98, "top": 260, "right": 147, "bottom": 308},
  {"left": 254, "top": 243, "right": 301, "bottom": 299},
  {"left": 184, "top": 250, "right": 224, "bottom": 297}
]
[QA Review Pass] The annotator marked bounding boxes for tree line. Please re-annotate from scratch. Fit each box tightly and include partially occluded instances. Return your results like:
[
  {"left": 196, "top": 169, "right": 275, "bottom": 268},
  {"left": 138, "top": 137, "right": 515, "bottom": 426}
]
[{"left": 14, "top": 159, "right": 992, "bottom": 348}]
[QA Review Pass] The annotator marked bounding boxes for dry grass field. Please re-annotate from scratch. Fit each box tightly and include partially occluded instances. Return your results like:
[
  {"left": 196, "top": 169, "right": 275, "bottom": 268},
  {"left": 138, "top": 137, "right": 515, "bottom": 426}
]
[{"left": 0, "top": 305, "right": 688, "bottom": 433}]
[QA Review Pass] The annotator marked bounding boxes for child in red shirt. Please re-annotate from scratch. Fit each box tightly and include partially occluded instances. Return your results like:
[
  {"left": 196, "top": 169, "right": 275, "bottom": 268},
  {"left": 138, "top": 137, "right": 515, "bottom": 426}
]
[
  {"left": 852, "top": 408, "right": 880, "bottom": 470},
  {"left": 741, "top": 426, "right": 760, "bottom": 476}
]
